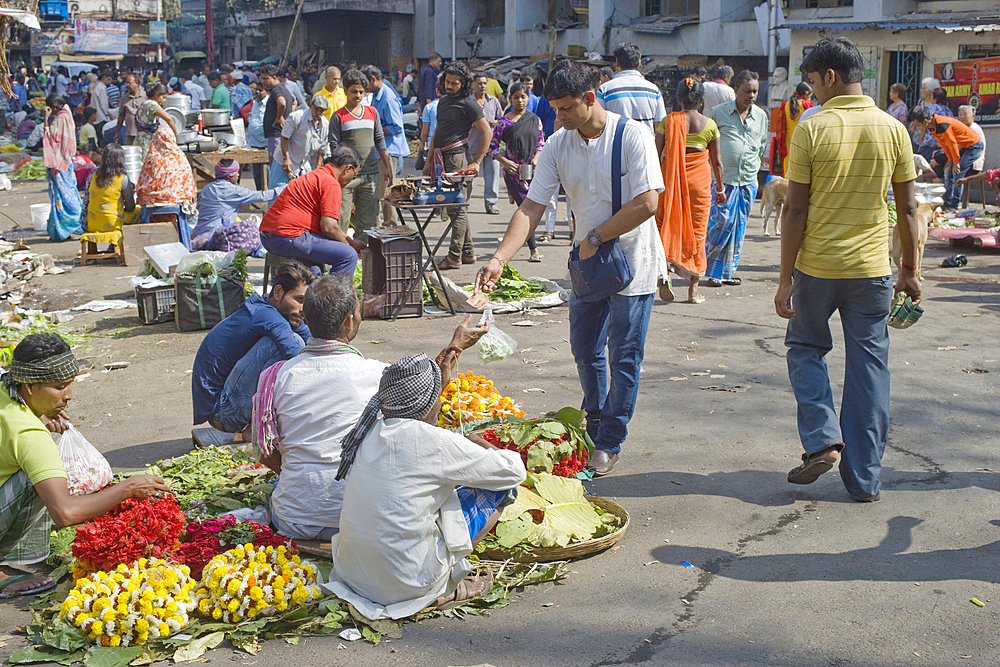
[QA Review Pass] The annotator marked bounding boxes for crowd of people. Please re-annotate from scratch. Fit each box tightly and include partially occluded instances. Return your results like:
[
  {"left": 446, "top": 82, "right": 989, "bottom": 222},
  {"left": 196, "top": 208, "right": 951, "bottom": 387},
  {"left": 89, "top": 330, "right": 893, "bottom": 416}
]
[{"left": 0, "top": 33, "right": 979, "bottom": 613}]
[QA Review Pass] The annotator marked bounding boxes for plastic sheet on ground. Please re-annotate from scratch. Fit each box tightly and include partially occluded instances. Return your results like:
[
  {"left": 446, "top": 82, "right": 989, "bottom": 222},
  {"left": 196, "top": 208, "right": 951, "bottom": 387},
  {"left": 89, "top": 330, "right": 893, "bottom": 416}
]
[{"left": 429, "top": 273, "right": 568, "bottom": 313}]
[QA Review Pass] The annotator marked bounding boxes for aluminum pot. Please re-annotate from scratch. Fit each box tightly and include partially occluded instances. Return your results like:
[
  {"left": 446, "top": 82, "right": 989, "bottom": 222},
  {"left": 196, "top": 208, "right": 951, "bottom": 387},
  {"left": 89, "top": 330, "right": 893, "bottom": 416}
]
[
  {"left": 175, "top": 129, "right": 200, "bottom": 144},
  {"left": 163, "top": 93, "right": 192, "bottom": 114},
  {"left": 200, "top": 108, "right": 230, "bottom": 126},
  {"left": 518, "top": 163, "right": 534, "bottom": 180}
]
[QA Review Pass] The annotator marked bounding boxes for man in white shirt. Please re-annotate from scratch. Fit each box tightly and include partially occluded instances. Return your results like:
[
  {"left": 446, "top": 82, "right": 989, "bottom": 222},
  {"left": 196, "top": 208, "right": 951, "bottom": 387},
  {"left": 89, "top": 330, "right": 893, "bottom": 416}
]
[
  {"left": 180, "top": 72, "right": 206, "bottom": 110},
  {"left": 596, "top": 42, "right": 667, "bottom": 134},
  {"left": 255, "top": 273, "right": 490, "bottom": 541},
  {"left": 325, "top": 352, "right": 523, "bottom": 620},
  {"left": 957, "top": 105, "right": 986, "bottom": 173},
  {"left": 702, "top": 65, "right": 735, "bottom": 114},
  {"left": 269, "top": 94, "right": 330, "bottom": 187},
  {"left": 476, "top": 62, "right": 667, "bottom": 477},
  {"left": 195, "top": 63, "right": 213, "bottom": 99}
]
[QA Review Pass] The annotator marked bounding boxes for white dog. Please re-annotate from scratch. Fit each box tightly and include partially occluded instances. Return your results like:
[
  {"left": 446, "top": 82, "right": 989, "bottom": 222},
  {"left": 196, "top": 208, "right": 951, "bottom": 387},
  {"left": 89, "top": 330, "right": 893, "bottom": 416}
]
[{"left": 761, "top": 177, "right": 788, "bottom": 237}]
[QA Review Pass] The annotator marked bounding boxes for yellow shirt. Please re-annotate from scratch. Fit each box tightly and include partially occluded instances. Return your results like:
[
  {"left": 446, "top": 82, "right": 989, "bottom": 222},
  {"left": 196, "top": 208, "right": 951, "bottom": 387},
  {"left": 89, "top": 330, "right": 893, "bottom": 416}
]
[
  {"left": 316, "top": 86, "right": 347, "bottom": 121},
  {"left": 786, "top": 95, "right": 916, "bottom": 279},
  {"left": 486, "top": 79, "right": 504, "bottom": 101},
  {"left": 0, "top": 386, "right": 67, "bottom": 489}
]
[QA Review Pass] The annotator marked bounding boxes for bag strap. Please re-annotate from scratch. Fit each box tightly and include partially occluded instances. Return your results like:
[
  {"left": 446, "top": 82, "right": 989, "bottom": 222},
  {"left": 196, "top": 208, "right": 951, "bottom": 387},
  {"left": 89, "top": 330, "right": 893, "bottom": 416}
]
[
  {"left": 217, "top": 279, "right": 227, "bottom": 321},
  {"left": 611, "top": 114, "right": 628, "bottom": 215}
]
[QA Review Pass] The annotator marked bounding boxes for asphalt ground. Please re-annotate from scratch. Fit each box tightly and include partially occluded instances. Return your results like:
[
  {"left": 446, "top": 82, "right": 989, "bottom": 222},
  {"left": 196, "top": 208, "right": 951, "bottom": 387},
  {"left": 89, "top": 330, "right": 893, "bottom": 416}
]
[{"left": 0, "top": 171, "right": 997, "bottom": 667}]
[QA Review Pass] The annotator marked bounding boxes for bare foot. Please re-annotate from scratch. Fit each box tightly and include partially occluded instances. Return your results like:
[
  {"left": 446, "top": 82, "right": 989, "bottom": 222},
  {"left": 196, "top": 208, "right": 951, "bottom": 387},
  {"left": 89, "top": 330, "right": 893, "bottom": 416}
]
[
  {"left": 0, "top": 565, "right": 53, "bottom": 597},
  {"left": 435, "top": 572, "right": 493, "bottom": 610},
  {"left": 687, "top": 276, "right": 703, "bottom": 303}
]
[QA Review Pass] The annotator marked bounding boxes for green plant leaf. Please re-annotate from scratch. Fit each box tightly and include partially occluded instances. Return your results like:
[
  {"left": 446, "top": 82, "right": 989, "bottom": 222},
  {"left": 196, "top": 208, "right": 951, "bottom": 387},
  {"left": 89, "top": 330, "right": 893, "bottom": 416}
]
[
  {"left": 41, "top": 620, "right": 86, "bottom": 652},
  {"left": 8, "top": 645, "right": 77, "bottom": 665},
  {"left": 496, "top": 516, "right": 534, "bottom": 549},
  {"left": 82, "top": 646, "right": 145, "bottom": 667},
  {"left": 361, "top": 626, "right": 381, "bottom": 645},
  {"left": 499, "top": 474, "right": 603, "bottom": 547}
]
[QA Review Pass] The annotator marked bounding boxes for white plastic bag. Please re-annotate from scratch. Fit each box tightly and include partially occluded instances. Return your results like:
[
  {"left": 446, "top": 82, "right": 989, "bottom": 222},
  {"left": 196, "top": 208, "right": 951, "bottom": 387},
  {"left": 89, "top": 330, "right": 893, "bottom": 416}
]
[
  {"left": 55, "top": 425, "right": 113, "bottom": 495},
  {"left": 475, "top": 308, "right": 518, "bottom": 363},
  {"left": 175, "top": 250, "right": 237, "bottom": 277}
]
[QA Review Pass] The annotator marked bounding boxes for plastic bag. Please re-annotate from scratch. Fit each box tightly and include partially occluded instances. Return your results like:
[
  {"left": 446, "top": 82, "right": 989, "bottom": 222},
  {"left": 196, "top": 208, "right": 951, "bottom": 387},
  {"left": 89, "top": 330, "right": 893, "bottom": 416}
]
[
  {"left": 55, "top": 425, "right": 113, "bottom": 495},
  {"left": 175, "top": 250, "right": 237, "bottom": 277},
  {"left": 475, "top": 308, "right": 517, "bottom": 363}
]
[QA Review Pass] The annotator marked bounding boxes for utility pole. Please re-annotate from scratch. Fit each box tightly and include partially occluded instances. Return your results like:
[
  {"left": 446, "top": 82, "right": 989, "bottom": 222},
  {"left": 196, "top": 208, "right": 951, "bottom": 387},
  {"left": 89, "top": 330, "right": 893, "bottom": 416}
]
[
  {"left": 767, "top": 0, "right": 777, "bottom": 81},
  {"left": 206, "top": 0, "right": 214, "bottom": 66},
  {"left": 156, "top": 0, "right": 162, "bottom": 65},
  {"left": 451, "top": 0, "right": 456, "bottom": 61}
]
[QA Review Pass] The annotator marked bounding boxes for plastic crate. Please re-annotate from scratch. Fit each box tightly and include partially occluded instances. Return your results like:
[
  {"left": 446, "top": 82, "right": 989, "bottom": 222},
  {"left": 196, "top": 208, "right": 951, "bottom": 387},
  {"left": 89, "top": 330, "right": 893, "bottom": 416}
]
[
  {"left": 135, "top": 284, "right": 176, "bottom": 325},
  {"left": 364, "top": 236, "right": 422, "bottom": 319},
  {"left": 39, "top": 1, "right": 69, "bottom": 19}
]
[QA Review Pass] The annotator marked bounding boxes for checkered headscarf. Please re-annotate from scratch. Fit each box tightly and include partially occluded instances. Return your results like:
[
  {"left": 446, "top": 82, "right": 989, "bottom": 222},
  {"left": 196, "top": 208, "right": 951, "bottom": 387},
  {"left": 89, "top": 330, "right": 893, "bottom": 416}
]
[
  {"left": 335, "top": 354, "right": 441, "bottom": 481},
  {"left": 2, "top": 350, "right": 79, "bottom": 405}
]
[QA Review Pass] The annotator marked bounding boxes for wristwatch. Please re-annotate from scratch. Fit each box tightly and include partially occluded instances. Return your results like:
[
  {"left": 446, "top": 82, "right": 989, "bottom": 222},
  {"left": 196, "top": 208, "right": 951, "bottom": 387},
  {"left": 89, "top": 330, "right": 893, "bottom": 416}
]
[{"left": 586, "top": 230, "right": 602, "bottom": 248}]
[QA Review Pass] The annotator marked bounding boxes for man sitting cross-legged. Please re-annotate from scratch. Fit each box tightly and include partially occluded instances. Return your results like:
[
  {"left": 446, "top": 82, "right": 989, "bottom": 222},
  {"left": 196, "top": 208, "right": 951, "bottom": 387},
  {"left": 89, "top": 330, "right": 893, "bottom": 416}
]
[
  {"left": 191, "top": 260, "right": 316, "bottom": 437},
  {"left": 322, "top": 354, "right": 526, "bottom": 619},
  {"left": 252, "top": 273, "right": 489, "bottom": 541}
]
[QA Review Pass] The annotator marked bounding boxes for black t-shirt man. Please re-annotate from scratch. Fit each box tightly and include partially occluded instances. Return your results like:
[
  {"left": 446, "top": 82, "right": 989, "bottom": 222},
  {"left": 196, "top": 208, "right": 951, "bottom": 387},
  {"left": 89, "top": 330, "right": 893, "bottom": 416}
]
[
  {"left": 263, "top": 82, "right": 292, "bottom": 138},
  {"left": 432, "top": 95, "right": 484, "bottom": 152}
]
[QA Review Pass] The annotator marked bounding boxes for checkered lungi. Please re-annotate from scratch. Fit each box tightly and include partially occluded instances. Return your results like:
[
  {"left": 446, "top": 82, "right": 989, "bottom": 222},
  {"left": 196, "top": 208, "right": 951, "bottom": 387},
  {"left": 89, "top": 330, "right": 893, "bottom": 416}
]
[
  {"left": 0, "top": 470, "right": 52, "bottom": 567},
  {"left": 456, "top": 486, "right": 511, "bottom": 541}
]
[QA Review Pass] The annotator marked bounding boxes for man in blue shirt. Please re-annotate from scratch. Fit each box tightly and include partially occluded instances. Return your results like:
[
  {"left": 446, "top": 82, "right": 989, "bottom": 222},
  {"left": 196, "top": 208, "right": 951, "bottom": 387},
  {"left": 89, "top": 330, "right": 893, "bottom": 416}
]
[
  {"left": 12, "top": 75, "right": 29, "bottom": 110},
  {"left": 191, "top": 260, "right": 316, "bottom": 436},
  {"left": 363, "top": 65, "right": 409, "bottom": 225},
  {"left": 418, "top": 53, "right": 442, "bottom": 113}
]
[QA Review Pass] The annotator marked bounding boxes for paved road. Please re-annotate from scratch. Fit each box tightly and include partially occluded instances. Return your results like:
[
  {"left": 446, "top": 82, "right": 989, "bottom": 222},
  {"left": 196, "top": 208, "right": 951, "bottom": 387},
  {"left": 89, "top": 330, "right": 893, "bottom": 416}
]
[{"left": 0, "top": 177, "right": 997, "bottom": 666}]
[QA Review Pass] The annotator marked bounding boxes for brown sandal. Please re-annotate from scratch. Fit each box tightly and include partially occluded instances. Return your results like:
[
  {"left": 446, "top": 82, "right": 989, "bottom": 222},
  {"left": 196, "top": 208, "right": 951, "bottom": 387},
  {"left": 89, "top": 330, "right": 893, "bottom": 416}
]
[
  {"left": 436, "top": 570, "right": 494, "bottom": 610},
  {"left": 437, "top": 257, "right": 461, "bottom": 270},
  {"left": 787, "top": 446, "right": 841, "bottom": 485}
]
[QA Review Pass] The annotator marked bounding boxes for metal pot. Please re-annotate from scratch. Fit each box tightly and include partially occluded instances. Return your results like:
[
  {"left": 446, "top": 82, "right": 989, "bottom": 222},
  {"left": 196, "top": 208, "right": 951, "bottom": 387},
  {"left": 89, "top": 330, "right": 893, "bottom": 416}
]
[
  {"left": 163, "top": 93, "right": 191, "bottom": 114},
  {"left": 200, "top": 108, "right": 230, "bottom": 126},
  {"left": 175, "top": 129, "right": 200, "bottom": 144},
  {"left": 518, "top": 163, "right": 534, "bottom": 180},
  {"left": 180, "top": 137, "right": 219, "bottom": 153}
]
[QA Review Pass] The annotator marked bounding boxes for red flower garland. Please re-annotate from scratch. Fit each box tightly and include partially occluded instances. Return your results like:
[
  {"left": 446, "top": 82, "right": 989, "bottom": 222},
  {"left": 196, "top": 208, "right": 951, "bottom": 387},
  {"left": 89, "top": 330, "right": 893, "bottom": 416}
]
[{"left": 72, "top": 496, "right": 185, "bottom": 574}]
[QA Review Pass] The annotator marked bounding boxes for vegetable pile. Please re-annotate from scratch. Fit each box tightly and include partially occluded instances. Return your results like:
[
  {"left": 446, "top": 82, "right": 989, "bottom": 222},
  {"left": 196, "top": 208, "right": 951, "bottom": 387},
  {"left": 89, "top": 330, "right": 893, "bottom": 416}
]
[
  {"left": 463, "top": 264, "right": 548, "bottom": 303},
  {"left": 438, "top": 371, "right": 525, "bottom": 432},
  {"left": 481, "top": 407, "right": 594, "bottom": 478},
  {"left": 11, "top": 159, "right": 46, "bottom": 180},
  {"left": 478, "top": 473, "right": 621, "bottom": 554}
]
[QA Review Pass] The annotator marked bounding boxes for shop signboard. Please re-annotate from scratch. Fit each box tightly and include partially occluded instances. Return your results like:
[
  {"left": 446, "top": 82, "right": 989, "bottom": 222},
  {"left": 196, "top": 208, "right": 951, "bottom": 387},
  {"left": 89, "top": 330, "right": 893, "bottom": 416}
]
[
  {"left": 31, "top": 29, "right": 74, "bottom": 56},
  {"left": 150, "top": 21, "right": 167, "bottom": 43},
  {"left": 934, "top": 57, "right": 1000, "bottom": 126},
  {"left": 74, "top": 19, "right": 129, "bottom": 54}
]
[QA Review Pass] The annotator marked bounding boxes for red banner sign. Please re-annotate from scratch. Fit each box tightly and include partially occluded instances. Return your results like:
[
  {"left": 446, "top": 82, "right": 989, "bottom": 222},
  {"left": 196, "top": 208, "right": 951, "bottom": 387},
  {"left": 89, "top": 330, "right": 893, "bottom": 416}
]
[{"left": 934, "top": 57, "right": 1000, "bottom": 126}]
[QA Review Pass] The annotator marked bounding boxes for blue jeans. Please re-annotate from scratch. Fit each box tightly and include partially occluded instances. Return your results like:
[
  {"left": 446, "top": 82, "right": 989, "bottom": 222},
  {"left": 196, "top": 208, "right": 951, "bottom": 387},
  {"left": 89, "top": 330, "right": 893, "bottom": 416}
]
[
  {"left": 213, "top": 336, "right": 297, "bottom": 432},
  {"left": 260, "top": 231, "right": 358, "bottom": 274},
  {"left": 569, "top": 291, "right": 654, "bottom": 455},
  {"left": 784, "top": 270, "right": 892, "bottom": 499},
  {"left": 944, "top": 140, "right": 984, "bottom": 209}
]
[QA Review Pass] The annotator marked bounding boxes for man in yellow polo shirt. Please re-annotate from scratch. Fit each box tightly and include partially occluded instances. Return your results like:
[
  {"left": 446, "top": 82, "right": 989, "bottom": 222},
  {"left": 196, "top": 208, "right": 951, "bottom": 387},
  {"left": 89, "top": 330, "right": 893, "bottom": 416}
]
[
  {"left": 0, "top": 334, "right": 169, "bottom": 597},
  {"left": 316, "top": 66, "right": 347, "bottom": 120},
  {"left": 774, "top": 36, "right": 922, "bottom": 503}
]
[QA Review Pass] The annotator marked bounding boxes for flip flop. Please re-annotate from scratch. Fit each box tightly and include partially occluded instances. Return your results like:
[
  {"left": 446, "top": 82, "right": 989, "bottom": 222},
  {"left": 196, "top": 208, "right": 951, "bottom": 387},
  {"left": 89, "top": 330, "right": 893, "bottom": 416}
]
[
  {"left": 436, "top": 569, "right": 494, "bottom": 610},
  {"left": 706, "top": 279, "right": 723, "bottom": 288},
  {"left": 722, "top": 277, "right": 742, "bottom": 285},
  {"left": 658, "top": 280, "right": 675, "bottom": 302},
  {"left": 437, "top": 257, "right": 461, "bottom": 270},
  {"left": 0, "top": 572, "right": 55, "bottom": 598},
  {"left": 787, "top": 452, "right": 836, "bottom": 485},
  {"left": 688, "top": 295, "right": 706, "bottom": 304}
]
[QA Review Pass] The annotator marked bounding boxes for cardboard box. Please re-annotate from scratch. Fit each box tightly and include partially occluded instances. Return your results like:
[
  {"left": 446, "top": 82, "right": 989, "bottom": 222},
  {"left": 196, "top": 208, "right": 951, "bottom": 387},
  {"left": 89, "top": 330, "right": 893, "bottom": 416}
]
[{"left": 122, "top": 222, "right": 179, "bottom": 267}]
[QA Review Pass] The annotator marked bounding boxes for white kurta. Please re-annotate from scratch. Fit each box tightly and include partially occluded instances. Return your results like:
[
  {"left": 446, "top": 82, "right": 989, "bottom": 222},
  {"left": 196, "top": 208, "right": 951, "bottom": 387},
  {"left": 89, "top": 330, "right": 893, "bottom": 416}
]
[
  {"left": 268, "top": 352, "right": 386, "bottom": 536},
  {"left": 323, "top": 419, "right": 526, "bottom": 619}
]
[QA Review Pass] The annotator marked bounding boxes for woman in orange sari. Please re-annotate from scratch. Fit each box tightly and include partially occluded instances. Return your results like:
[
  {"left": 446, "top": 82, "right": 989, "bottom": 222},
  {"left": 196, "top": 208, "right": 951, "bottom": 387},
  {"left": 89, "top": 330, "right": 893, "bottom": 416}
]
[
  {"left": 773, "top": 82, "right": 814, "bottom": 175},
  {"left": 654, "top": 77, "right": 724, "bottom": 304}
]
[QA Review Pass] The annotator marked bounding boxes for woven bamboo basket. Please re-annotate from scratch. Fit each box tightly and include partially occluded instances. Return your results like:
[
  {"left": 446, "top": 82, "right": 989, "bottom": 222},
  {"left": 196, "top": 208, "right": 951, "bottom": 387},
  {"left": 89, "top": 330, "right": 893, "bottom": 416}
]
[{"left": 479, "top": 496, "right": 630, "bottom": 563}]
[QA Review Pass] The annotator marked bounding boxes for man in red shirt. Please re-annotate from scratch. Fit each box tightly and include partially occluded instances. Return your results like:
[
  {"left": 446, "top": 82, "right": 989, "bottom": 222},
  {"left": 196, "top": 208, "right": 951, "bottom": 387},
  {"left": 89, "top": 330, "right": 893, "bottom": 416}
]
[
  {"left": 910, "top": 108, "right": 984, "bottom": 211},
  {"left": 259, "top": 146, "right": 365, "bottom": 273}
]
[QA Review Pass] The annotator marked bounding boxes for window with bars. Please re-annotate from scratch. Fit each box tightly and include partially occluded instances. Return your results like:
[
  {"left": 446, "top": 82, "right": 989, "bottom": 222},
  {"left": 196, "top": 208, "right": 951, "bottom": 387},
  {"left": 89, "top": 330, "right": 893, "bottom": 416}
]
[
  {"left": 644, "top": 0, "right": 699, "bottom": 16},
  {"left": 477, "top": 0, "right": 505, "bottom": 27},
  {"left": 787, "top": 0, "right": 852, "bottom": 8},
  {"left": 959, "top": 44, "right": 1000, "bottom": 59}
]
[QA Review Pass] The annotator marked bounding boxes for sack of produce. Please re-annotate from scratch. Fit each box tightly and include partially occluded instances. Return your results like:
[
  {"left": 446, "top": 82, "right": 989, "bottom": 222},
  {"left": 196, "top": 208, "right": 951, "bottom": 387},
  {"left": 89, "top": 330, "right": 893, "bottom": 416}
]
[
  {"left": 475, "top": 307, "right": 517, "bottom": 363},
  {"left": 207, "top": 220, "right": 262, "bottom": 255},
  {"left": 55, "top": 424, "right": 113, "bottom": 495}
]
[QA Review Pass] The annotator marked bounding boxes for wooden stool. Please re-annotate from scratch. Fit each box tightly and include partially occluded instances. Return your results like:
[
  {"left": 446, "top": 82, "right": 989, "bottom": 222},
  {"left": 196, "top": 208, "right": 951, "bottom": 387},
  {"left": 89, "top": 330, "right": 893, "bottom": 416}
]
[
  {"left": 262, "top": 252, "right": 324, "bottom": 294},
  {"left": 961, "top": 178, "right": 989, "bottom": 208},
  {"left": 79, "top": 239, "right": 125, "bottom": 266}
]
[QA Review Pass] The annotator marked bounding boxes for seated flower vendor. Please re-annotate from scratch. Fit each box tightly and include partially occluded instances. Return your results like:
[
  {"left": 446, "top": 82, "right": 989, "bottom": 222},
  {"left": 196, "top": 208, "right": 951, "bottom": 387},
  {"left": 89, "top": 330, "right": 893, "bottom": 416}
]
[
  {"left": 252, "top": 273, "right": 488, "bottom": 542},
  {"left": 257, "top": 146, "right": 366, "bottom": 275},
  {"left": 0, "top": 334, "right": 169, "bottom": 597},
  {"left": 322, "top": 354, "right": 526, "bottom": 619},
  {"left": 191, "top": 260, "right": 316, "bottom": 437},
  {"left": 191, "top": 159, "right": 286, "bottom": 254}
]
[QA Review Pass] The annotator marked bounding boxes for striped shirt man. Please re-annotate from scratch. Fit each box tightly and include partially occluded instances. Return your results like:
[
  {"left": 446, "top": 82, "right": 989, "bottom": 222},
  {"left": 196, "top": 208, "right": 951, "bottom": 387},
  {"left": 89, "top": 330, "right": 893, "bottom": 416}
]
[{"left": 596, "top": 70, "right": 667, "bottom": 134}]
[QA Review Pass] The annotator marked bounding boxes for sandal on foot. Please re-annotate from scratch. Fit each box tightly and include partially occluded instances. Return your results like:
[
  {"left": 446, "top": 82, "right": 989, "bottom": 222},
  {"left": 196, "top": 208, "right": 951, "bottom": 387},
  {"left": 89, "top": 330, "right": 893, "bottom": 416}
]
[
  {"left": 0, "top": 571, "right": 55, "bottom": 598},
  {"left": 528, "top": 253, "right": 542, "bottom": 262},
  {"left": 536, "top": 232, "right": 553, "bottom": 243},
  {"left": 722, "top": 277, "right": 742, "bottom": 286},
  {"left": 437, "top": 257, "right": 461, "bottom": 270},
  {"left": 436, "top": 570, "right": 494, "bottom": 610},
  {"left": 706, "top": 279, "right": 723, "bottom": 288},
  {"left": 462, "top": 254, "right": 477, "bottom": 265},
  {"left": 787, "top": 448, "right": 840, "bottom": 485},
  {"left": 688, "top": 294, "right": 706, "bottom": 304}
]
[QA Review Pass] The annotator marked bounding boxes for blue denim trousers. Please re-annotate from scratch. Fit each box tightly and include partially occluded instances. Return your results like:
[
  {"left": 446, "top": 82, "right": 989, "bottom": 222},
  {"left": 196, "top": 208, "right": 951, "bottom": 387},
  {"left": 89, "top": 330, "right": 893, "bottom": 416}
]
[
  {"left": 784, "top": 270, "right": 892, "bottom": 499},
  {"left": 943, "top": 140, "right": 984, "bottom": 209},
  {"left": 260, "top": 231, "right": 358, "bottom": 275},
  {"left": 569, "top": 291, "right": 654, "bottom": 455},
  {"left": 213, "top": 336, "right": 297, "bottom": 432}
]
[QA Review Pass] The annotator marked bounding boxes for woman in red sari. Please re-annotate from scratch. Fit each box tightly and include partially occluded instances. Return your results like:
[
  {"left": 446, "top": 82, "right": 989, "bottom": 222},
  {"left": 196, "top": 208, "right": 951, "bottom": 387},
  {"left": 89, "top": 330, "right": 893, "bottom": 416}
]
[{"left": 654, "top": 77, "right": 725, "bottom": 304}]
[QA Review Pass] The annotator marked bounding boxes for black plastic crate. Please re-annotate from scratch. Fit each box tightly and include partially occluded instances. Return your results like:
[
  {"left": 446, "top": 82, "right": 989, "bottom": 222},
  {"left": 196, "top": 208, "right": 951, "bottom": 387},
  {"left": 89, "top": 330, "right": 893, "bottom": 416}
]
[
  {"left": 135, "top": 284, "right": 176, "bottom": 325},
  {"left": 365, "top": 236, "right": 422, "bottom": 319}
]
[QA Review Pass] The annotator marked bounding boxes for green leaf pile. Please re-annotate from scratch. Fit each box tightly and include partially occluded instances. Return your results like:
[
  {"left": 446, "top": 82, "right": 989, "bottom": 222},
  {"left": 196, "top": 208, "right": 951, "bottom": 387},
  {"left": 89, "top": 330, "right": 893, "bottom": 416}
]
[
  {"left": 463, "top": 264, "right": 547, "bottom": 302},
  {"left": 498, "top": 474, "right": 612, "bottom": 548}
]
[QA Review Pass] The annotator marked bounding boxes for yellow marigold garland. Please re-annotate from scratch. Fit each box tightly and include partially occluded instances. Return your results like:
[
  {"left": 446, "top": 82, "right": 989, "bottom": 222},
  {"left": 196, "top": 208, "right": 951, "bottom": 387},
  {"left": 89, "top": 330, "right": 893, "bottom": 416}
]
[
  {"left": 438, "top": 371, "right": 525, "bottom": 429},
  {"left": 58, "top": 558, "right": 196, "bottom": 647},
  {"left": 193, "top": 544, "right": 320, "bottom": 623}
]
